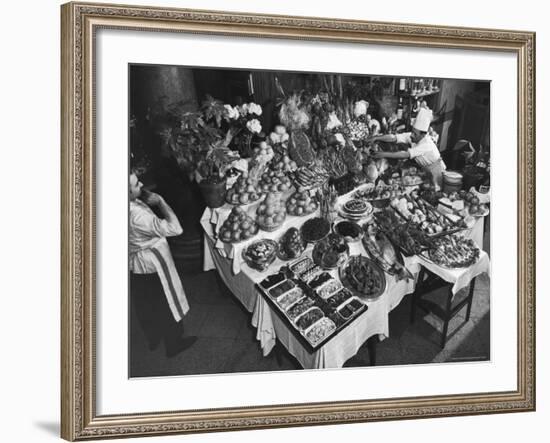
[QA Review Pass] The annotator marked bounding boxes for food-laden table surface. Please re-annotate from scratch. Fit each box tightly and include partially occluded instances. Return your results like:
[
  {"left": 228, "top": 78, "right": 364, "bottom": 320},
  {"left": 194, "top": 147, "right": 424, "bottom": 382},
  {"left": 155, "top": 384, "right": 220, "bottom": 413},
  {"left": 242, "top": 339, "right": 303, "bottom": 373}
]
[{"left": 199, "top": 183, "right": 489, "bottom": 369}]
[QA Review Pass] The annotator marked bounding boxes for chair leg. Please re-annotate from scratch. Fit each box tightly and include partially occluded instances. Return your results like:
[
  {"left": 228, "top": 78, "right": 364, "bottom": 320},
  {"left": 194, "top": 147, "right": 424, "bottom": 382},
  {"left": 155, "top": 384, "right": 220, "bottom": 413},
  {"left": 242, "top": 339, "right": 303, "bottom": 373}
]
[
  {"left": 440, "top": 287, "right": 454, "bottom": 348},
  {"left": 465, "top": 277, "right": 476, "bottom": 322},
  {"left": 367, "top": 335, "right": 378, "bottom": 366},
  {"left": 410, "top": 269, "right": 424, "bottom": 324}
]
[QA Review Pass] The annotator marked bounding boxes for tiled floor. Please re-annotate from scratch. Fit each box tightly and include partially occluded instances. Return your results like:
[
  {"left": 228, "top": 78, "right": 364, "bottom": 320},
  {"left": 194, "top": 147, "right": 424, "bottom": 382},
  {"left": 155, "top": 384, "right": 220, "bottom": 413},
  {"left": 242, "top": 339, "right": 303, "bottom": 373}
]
[{"left": 129, "top": 269, "right": 490, "bottom": 378}]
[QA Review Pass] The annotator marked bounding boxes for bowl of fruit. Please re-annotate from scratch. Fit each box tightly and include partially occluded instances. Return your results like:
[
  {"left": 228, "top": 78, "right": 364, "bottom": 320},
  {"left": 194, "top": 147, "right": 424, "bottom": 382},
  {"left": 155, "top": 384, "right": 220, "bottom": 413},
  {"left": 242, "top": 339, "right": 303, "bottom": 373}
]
[
  {"left": 286, "top": 190, "right": 319, "bottom": 217},
  {"left": 225, "top": 172, "right": 263, "bottom": 206},
  {"left": 256, "top": 192, "right": 287, "bottom": 232},
  {"left": 270, "top": 153, "right": 298, "bottom": 174},
  {"left": 277, "top": 227, "right": 307, "bottom": 261},
  {"left": 258, "top": 169, "right": 293, "bottom": 195},
  {"left": 218, "top": 206, "right": 259, "bottom": 244}
]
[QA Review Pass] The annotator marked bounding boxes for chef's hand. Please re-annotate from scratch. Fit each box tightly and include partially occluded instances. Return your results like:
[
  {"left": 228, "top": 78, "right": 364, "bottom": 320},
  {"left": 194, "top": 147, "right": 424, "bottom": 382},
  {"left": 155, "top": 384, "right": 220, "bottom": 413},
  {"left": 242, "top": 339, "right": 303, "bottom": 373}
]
[
  {"left": 141, "top": 190, "right": 164, "bottom": 207},
  {"left": 372, "top": 151, "right": 386, "bottom": 159}
]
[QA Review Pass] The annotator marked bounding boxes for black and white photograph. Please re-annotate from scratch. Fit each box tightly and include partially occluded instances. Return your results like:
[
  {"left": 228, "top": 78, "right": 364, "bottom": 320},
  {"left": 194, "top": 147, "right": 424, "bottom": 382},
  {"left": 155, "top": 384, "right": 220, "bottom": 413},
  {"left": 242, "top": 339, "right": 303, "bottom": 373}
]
[{"left": 128, "top": 65, "right": 491, "bottom": 377}]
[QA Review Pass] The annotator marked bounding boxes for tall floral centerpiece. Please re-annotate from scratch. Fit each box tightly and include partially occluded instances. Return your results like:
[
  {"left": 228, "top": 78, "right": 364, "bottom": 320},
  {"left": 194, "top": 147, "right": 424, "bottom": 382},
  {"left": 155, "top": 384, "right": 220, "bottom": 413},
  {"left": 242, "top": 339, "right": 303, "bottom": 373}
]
[{"left": 225, "top": 102, "right": 264, "bottom": 158}]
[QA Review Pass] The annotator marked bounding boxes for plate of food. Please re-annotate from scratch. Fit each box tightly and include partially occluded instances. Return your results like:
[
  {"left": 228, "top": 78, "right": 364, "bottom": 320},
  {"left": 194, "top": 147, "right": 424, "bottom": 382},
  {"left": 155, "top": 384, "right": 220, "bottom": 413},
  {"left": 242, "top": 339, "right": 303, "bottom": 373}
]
[
  {"left": 312, "top": 233, "right": 350, "bottom": 270},
  {"left": 277, "top": 227, "right": 307, "bottom": 261},
  {"left": 305, "top": 317, "right": 336, "bottom": 346},
  {"left": 421, "top": 234, "right": 480, "bottom": 269},
  {"left": 333, "top": 220, "right": 363, "bottom": 242},
  {"left": 300, "top": 217, "right": 331, "bottom": 243},
  {"left": 362, "top": 226, "right": 413, "bottom": 280},
  {"left": 242, "top": 239, "right": 278, "bottom": 272},
  {"left": 295, "top": 307, "right": 325, "bottom": 331},
  {"left": 338, "top": 199, "right": 373, "bottom": 220},
  {"left": 339, "top": 255, "right": 387, "bottom": 301}
]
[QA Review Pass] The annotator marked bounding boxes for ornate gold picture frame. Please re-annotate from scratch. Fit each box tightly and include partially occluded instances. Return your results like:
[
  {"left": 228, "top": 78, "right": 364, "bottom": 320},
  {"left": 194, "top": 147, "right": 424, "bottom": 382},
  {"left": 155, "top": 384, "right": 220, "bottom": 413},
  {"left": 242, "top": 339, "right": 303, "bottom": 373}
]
[{"left": 61, "top": 1, "right": 535, "bottom": 440}]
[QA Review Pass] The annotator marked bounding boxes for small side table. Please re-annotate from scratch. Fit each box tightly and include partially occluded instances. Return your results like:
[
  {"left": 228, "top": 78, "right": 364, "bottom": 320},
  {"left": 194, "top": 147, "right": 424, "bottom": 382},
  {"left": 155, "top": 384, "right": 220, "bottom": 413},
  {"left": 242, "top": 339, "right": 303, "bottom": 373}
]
[{"left": 410, "top": 267, "right": 477, "bottom": 348}]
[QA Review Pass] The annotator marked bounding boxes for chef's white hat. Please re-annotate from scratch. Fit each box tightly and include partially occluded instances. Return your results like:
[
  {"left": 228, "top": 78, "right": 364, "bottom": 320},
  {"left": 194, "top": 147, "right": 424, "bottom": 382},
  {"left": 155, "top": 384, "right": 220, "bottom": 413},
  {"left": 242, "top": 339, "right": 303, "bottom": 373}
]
[{"left": 413, "top": 107, "right": 433, "bottom": 132}]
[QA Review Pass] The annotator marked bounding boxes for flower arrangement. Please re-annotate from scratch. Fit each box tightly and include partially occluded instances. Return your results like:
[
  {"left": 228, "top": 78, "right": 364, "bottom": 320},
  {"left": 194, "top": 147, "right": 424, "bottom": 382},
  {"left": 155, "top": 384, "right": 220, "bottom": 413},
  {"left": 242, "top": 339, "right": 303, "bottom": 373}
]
[{"left": 226, "top": 101, "right": 264, "bottom": 157}]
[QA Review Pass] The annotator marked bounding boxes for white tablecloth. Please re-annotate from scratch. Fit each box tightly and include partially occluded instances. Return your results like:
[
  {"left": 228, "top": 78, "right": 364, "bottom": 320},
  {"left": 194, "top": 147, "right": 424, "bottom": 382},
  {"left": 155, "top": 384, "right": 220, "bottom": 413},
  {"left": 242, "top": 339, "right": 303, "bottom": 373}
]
[
  {"left": 203, "top": 232, "right": 416, "bottom": 368},
  {"left": 200, "top": 185, "right": 489, "bottom": 368},
  {"left": 408, "top": 251, "right": 490, "bottom": 295}
]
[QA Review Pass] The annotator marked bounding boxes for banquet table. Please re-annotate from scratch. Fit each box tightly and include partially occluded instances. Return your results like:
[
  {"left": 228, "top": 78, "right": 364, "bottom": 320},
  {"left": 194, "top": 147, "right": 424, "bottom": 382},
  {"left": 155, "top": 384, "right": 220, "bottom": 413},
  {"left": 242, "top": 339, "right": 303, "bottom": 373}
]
[{"left": 199, "top": 184, "right": 489, "bottom": 369}]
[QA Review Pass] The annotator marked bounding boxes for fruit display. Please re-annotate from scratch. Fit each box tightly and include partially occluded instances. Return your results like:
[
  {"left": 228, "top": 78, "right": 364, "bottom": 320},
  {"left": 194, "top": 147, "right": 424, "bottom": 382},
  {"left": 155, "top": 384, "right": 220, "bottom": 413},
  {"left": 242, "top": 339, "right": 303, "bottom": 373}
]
[
  {"left": 295, "top": 307, "right": 324, "bottom": 331},
  {"left": 312, "top": 233, "right": 350, "bottom": 269},
  {"left": 225, "top": 172, "right": 263, "bottom": 205},
  {"left": 277, "top": 227, "right": 306, "bottom": 261},
  {"left": 242, "top": 239, "right": 278, "bottom": 271},
  {"left": 219, "top": 206, "right": 259, "bottom": 243},
  {"left": 286, "top": 190, "right": 319, "bottom": 216},
  {"left": 301, "top": 217, "right": 331, "bottom": 243},
  {"left": 270, "top": 153, "right": 298, "bottom": 174},
  {"left": 305, "top": 317, "right": 337, "bottom": 346},
  {"left": 252, "top": 141, "right": 275, "bottom": 165},
  {"left": 293, "top": 164, "right": 330, "bottom": 190},
  {"left": 333, "top": 220, "right": 362, "bottom": 242},
  {"left": 258, "top": 169, "right": 293, "bottom": 194},
  {"left": 256, "top": 192, "right": 287, "bottom": 231},
  {"left": 424, "top": 234, "right": 480, "bottom": 268},
  {"left": 362, "top": 226, "right": 413, "bottom": 280},
  {"left": 339, "top": 255, "right": 386, "bottom": 300},
  {"left": 338, "top": 198, "right": 373, "bottom": 221}
]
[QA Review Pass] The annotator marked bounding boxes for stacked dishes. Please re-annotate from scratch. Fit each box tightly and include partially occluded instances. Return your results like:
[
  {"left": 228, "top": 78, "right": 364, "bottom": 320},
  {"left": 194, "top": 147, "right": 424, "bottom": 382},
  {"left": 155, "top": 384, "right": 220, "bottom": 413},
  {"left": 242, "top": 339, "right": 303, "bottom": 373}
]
[{"left": 338, "top": 198, "right": 373, "bottom": 221}]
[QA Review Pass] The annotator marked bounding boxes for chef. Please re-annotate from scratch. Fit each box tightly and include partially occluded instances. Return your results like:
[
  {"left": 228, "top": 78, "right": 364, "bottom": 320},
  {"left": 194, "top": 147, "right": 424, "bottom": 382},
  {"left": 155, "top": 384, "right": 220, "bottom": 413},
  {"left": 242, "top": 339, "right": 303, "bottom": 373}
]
[
  {"left": 129, "top": 171, "right": 196, "bottom": 357},
  {"left": 369, "top": 107, "right": 446, "bottom": 189}
]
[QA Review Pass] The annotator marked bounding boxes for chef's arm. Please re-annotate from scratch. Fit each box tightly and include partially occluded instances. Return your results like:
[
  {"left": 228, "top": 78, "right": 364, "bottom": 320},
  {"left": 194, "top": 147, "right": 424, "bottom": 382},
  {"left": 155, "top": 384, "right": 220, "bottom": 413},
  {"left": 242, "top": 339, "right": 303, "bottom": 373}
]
[
  {"left": 371, "top": 134, "right": 398, "bottom": 143},
  {"left": 142, "top": 191, "right": 183, "bottom": 236},
  {"left": 373, "top": 150, "right": 411, "bottom": 160},
  {"left": 156, "top": 198, "right": 181, "bottom": 231}
]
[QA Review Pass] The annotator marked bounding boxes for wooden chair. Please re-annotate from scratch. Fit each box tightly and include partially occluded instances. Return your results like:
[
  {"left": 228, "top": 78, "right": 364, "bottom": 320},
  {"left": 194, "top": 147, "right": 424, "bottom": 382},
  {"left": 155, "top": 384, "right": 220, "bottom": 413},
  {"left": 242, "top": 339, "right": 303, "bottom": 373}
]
[{"left": 410, "top": 267, "right": 476, "bottom": 348}]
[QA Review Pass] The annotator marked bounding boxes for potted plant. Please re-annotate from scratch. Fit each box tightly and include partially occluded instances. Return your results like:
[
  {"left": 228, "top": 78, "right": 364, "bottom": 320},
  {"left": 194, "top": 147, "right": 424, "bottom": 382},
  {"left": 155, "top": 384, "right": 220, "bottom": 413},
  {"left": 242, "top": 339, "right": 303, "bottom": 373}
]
[{"left": 161, "top": 97, "right": 239, "bottom": 208}]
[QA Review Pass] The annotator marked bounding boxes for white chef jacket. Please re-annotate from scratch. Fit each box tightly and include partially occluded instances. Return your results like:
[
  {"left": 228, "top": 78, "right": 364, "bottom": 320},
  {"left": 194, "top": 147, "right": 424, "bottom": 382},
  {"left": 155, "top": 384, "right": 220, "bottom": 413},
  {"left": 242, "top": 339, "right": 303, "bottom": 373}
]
[
  {"left": 129, "top": 199, "right": 189, "bottom": 322},
  {"left": 395, "top": 132, "right": 442, "bottom": 167}
]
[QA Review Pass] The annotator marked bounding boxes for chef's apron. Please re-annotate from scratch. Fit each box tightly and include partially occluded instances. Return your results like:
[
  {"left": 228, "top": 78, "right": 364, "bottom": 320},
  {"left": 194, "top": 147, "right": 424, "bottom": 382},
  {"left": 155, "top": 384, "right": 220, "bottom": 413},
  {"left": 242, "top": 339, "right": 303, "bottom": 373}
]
[{"left": 424, "top": 158, "right": 446, "bottom": 190}]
